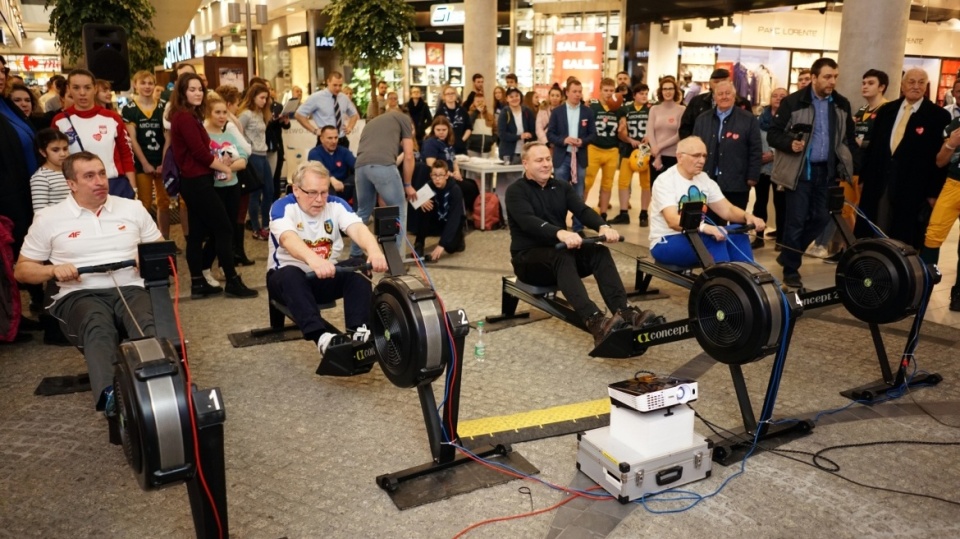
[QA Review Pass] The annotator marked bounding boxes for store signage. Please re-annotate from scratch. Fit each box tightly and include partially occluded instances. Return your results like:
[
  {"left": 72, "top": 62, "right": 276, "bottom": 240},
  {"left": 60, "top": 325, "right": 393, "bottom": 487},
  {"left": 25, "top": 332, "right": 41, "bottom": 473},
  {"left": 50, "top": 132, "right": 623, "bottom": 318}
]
[
  {"left": 4, "top": 54, "right": 61, "bottom": 72},
  {"left": 164, "top": 32, "right": 195, "bottom": 70},
  {"left": 316, "top": 35, "right": 336, "bottom": 49},
  {"left": 553, "top": 32, "right": 604, "bottom": 100},
  {"left": 430, "top": 3, "right": 465, "bottom": 27},
  {"left": 284, "top": 32, "right": 308, "bottom": 48}
]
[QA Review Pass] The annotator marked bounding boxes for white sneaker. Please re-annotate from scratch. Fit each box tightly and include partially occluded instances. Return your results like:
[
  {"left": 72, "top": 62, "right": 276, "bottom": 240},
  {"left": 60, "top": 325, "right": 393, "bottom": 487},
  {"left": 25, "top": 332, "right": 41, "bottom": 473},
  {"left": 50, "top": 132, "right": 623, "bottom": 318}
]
[
  {"left": 202, "top": 269, "right": 220, "bottom": 287},
  {"left": 352, "top": 324, "right": 371, "bottom": 343},
  {"left": 807, "top": 245, "right": 828, "bottom": 258},
  {"left": 317, "top": 332, "right": 338, "bottom": 357}
]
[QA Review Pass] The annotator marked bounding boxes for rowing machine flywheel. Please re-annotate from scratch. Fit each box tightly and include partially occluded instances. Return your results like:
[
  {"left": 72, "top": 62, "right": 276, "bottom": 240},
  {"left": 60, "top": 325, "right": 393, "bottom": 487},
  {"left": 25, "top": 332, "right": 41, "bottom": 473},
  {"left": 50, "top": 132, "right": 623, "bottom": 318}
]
[
  {"left": 689, "top": 262, "right": 786, "bottom": 365},
  {"left": 835, "top": 238, "right": 925, "bottom": 325},
  {"left": 114, "top": 337, "right": 195, "bottom": 490},
  {"left": 371, "top": 275, "right": 450, "bottom": 388}
]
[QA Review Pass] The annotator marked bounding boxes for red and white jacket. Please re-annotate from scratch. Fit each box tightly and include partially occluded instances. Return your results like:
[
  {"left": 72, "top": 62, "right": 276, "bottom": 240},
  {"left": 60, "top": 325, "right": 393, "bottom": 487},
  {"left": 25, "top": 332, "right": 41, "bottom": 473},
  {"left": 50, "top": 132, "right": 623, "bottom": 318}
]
[{"left": 52, "top": 105, "right": 135, "bottom": 179}]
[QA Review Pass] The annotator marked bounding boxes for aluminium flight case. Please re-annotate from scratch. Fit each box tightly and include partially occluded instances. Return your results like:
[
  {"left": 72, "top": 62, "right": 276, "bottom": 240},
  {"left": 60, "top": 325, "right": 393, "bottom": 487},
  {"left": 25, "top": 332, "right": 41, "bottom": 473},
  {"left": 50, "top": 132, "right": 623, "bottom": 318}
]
[{"left": 576, "top": 426, "right": 713, "bottom": 503}]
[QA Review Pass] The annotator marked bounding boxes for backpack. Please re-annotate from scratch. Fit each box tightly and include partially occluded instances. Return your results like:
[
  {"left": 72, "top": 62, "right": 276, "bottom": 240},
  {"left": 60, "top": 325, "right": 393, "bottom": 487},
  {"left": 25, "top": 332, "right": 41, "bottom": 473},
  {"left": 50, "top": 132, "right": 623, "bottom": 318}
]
[
  {"left": 160, "top": 146, "right": 181, "bottom": 196},
  {"left": 473, "top": 192, "right": 501, "bottom": 230}
]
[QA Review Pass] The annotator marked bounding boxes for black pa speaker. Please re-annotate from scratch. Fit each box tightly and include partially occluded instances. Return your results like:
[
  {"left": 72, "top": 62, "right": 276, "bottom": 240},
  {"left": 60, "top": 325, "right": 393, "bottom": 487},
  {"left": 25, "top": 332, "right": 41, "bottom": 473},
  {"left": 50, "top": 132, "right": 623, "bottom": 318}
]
[{"left": 82, "top": 24, "right": 130, "bottom": 91}]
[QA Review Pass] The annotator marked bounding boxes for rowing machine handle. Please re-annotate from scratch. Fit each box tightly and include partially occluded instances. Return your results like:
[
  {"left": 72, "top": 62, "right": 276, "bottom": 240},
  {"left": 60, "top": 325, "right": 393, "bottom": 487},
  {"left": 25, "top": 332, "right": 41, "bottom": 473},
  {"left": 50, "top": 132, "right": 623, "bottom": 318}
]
[
  {"left": 554, "top": 235, "right": 625, "bottom": 250},
  {"left": 305, "top": 262, "right": 373, "bottom": 279},
  {"left": 726, "top": 223, "right": 756, "bottom": 235},
  {"left": 76, "top": 260, "right": 137, "bottom": 274}
]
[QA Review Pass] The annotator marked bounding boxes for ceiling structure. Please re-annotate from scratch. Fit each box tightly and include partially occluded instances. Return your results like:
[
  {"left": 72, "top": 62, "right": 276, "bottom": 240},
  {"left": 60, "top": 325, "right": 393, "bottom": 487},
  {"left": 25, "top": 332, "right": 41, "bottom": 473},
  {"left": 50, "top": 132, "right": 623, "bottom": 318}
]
[{"left": 11, "top": 0, "right": 960, "bottom": 51}]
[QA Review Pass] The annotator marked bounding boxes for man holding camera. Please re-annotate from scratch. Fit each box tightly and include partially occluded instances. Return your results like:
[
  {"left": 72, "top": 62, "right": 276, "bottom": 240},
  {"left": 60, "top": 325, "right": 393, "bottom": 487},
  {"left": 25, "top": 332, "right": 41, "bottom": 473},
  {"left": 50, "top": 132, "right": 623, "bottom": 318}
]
[{"left": 767, "top": 58, "right": 856, "bottom": 288}]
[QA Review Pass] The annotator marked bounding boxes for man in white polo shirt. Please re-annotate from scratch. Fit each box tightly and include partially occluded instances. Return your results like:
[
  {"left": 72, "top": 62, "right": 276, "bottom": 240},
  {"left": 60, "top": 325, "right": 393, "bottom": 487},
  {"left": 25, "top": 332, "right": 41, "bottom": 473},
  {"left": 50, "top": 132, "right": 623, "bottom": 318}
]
[
  {"left": 267, "top": 161, "right": 387, "bottom": 356},
  {"left": 14, "top": 152, "right": 163, "bottom": 411}
]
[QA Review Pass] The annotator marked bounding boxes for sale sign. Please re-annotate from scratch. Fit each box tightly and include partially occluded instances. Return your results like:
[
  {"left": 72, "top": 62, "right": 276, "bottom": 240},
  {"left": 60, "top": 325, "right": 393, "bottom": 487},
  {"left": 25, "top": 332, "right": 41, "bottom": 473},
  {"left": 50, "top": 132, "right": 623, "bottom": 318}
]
[{"left": 553, "top": 32, "right": 605, "bottom": 101}]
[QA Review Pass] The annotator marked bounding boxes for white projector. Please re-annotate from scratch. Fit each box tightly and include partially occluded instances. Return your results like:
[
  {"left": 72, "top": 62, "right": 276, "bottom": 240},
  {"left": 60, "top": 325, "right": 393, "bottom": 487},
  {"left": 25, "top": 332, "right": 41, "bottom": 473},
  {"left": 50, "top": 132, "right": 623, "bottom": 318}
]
[{"left": 607, "top": 375, "right": 698, "bottom": 413}]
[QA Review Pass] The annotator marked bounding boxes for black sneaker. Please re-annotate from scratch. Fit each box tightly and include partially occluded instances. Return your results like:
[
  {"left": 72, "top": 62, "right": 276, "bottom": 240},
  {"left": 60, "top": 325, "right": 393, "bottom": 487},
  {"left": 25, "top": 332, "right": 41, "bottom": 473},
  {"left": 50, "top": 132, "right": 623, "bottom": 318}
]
[
  {"left": 950, "top": 286, "right": 960, "bottom": 312},
  {"left": 191, "top": 280, "right": 223, "bottom": 299},
  {"left": 599, "top": 212, "right": 608, "bottom": 222},
  {"left": 783, "top": 272, "right": 803, "bottom": 289},
  {"left": 235, "top": 254, "right": 256, "bottom": 266},
  {"left": 638, "top": 211, "right": 649, "bottom": 227},
  {"left": 823, "top": 250, "right": 843, "bottom": 264},
  {"left": 225, "top": 275, "right": 258, "bottom": 298},
  {"left": 750, "top": 237, "right": 765, "bottom": 249},
  {"left": 608, "top": 212, "right": 630, "bottom": 225},
  {"left": 414, "top": 243, "right": 425, "bottom": 259}
]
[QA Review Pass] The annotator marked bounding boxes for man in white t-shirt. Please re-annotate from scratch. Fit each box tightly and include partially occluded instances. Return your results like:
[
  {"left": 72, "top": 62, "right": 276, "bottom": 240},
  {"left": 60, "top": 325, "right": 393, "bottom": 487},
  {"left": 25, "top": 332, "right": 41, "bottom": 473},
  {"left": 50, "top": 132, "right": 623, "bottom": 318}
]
[
  {"left": 14, "top": 152, "right": 164, "bottom": 411},
  {"left": 648, "top": 136, "right": 765, "bottom": 267},
  {"left": 267, "top": 161, "right": 387, "bottom": 356}
]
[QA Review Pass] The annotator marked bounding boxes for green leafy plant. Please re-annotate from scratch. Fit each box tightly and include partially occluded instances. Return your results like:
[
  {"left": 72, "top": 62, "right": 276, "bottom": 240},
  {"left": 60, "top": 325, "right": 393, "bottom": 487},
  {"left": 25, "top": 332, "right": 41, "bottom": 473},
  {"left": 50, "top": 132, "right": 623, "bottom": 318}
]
[
  {"left": 323, "top": 0, "right": 417, "bottom": 117},
  {"left": 45, "top": 0, "right": 164, "bottom": 73}
]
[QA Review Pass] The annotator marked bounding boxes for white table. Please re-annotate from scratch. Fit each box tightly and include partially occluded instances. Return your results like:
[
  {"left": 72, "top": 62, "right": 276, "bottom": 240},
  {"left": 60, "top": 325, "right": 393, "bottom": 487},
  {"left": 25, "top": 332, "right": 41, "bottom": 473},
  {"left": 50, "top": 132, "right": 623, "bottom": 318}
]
[{"left": 458, "top": 159, "right": 525, "bottom": 230}]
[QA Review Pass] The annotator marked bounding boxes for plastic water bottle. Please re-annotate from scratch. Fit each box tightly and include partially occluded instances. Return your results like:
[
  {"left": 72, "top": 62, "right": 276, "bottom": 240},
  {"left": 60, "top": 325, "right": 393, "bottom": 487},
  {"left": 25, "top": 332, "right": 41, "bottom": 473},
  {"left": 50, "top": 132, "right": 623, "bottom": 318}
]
[{"left": 474, "top": 321, "right": 486, "bottom": 362}]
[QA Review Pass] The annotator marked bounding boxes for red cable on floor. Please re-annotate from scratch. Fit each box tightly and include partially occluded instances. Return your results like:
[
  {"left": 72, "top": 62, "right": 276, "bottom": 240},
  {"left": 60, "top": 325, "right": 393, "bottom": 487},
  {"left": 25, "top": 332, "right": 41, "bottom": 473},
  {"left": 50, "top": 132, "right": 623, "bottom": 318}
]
[{"left": 169, "top": 256, "right": 224, "bottom": 539}]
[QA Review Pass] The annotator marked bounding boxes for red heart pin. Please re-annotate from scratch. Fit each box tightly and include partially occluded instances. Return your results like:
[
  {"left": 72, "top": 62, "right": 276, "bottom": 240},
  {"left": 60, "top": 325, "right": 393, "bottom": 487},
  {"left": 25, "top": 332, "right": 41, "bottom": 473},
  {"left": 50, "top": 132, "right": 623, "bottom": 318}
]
[
  {"left": 733, "top": 133, "right": 740, "bottom": 140},
  {"left": 915, "top": 127, "right": 924, "bottom": 135},
  {"left": 93, "top": 133, "right": 103, "bottom": 141},
  {"left": 668, "top": 118, "right": 675, "bottom": 124}
]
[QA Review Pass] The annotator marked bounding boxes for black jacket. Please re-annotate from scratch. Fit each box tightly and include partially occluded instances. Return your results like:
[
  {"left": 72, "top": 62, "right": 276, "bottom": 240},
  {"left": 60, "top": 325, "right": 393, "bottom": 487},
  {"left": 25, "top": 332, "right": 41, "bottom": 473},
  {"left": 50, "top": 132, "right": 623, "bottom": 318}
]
[
  {"left": 406, "top": 98, "right": 432, "bottom": 142},
  {"left": 691, "top": 107, "right": 762, "bottom": 193},
  {"left": 679, "top": 91, "right": 751, "bottom": 140},
  {"left": 505, "top": 176, "right": 606, "bottom": 255},
  {"left": 857, "top": 97, "right": 950, "bottom": 247},
  {"left": 497, "top": 106, "right": 537, "bottom": 159},
  {"left": 426, "top": 180, "right": 465, "bottom": 252}
]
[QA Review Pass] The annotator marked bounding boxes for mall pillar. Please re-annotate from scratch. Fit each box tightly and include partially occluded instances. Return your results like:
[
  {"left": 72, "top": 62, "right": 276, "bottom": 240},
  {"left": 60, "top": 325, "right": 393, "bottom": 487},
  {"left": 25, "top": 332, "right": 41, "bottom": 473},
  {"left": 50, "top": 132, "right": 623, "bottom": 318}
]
[
  {"left": 464, "top": 0, "right": 497, "bottom": 104},
  {"left": 646, "top": 21, "right": 680, "bottom": 92},
  {"left": 836, "top": 0, "right": 910, "bottom": 102}
]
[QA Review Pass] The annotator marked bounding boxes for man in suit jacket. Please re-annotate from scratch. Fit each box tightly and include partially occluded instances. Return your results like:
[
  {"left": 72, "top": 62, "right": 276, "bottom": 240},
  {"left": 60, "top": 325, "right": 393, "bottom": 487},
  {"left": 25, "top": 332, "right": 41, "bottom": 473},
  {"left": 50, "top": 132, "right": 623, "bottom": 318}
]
[
  {"left": 547, "top": 79, "right": 596, "bottom": 231},
  {"left": 857, "top": 68, "right": 951, "bottom": 248}
]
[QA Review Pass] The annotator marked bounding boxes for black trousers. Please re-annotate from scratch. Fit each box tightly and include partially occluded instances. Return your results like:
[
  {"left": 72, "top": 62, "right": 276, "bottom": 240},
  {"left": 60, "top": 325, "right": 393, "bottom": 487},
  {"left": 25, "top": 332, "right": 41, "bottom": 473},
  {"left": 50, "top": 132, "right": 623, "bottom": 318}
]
[
  {"left": 754, "top": 173, "right": 772, "bottom": 222},
  {"left": 180, "top": 175, "right": 236, "bottom": 280},
  {"left": 707, "top": 190, "right": 749, "bottom": 226},
  {"left": 203, "top": 184, "right": 241, "bottom": 270},
  {"left": 50, "top": 287, "right": 155, "bottom": 407},
  {"left": 511, "top": 244, "right": 628, "bottom": 320},
  {"left": 649, "top": 155, "right": 678, "bottom": 187},
  {"left": 267, "top": 265, "right": 372, "bottom": 337}
]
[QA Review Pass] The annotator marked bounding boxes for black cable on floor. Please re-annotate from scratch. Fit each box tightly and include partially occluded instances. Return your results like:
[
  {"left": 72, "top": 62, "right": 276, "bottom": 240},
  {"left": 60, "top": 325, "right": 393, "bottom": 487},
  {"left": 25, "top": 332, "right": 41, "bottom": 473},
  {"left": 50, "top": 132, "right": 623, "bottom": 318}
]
[{"left": 694, "top": 411, "right": 960, "bottom": 507}]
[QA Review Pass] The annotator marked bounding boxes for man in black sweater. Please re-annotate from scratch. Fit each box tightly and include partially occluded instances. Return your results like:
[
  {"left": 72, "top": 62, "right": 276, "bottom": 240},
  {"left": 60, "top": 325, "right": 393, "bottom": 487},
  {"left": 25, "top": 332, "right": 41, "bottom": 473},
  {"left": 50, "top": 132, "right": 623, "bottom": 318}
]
[{"left": 505, "top": 142, "right": 660, "bottom": 346}]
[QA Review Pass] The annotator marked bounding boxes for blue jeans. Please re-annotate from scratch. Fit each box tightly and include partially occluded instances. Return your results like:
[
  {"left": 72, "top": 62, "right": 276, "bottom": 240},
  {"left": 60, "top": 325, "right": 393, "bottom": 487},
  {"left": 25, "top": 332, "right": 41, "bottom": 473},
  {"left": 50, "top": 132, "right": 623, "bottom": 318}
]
[
  {"left": 352, "top": 164, "right": 407, "bottom": 258},
  {"left": 778, "top": 164, "right": 831, "bottom": 274},
  {"left": 651, "top": 229, "right": 754, "bottom": 268},
  {"left": 246, "top": 154, "right": 275, "bottom": 231},
  {"left": 554, "top": 153, "right": 586, "bottom": 232}
]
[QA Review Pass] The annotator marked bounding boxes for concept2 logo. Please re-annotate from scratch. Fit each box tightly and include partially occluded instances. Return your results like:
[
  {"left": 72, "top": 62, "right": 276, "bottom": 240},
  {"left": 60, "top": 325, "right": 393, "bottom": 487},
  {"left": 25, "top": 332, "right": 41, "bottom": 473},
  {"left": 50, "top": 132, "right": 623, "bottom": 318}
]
[{"left": 636, "top": 325, "right": 689, "bottom": 344}]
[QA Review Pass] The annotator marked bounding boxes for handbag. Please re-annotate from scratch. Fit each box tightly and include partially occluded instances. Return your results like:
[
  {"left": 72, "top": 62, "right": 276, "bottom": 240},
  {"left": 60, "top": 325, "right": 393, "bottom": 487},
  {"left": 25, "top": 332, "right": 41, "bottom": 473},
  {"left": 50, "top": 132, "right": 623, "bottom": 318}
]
[
  {"left": 160, "top": 147, "right": 181, "bottom": 196},
  {"left": 237, "top": 163, "right": 263, "bottom": 195}
]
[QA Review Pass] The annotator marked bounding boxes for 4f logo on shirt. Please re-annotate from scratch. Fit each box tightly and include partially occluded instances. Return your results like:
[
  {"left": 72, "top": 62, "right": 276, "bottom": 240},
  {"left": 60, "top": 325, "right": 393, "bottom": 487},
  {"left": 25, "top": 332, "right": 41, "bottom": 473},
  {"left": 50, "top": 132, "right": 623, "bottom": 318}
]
[
  {"left": 324, "top": 219, "right": 333, "bottom": 234},
  {"left": 68, "top": 231, "right": 81, "bottom": 238}
]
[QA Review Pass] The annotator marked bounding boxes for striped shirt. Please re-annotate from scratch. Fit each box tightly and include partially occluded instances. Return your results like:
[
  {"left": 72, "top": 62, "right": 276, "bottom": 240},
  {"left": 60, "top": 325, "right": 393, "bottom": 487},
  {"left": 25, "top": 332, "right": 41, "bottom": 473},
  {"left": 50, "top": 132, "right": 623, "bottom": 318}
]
[{"left": 30, "top": 167, "right": 71, "bottom": 212}]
